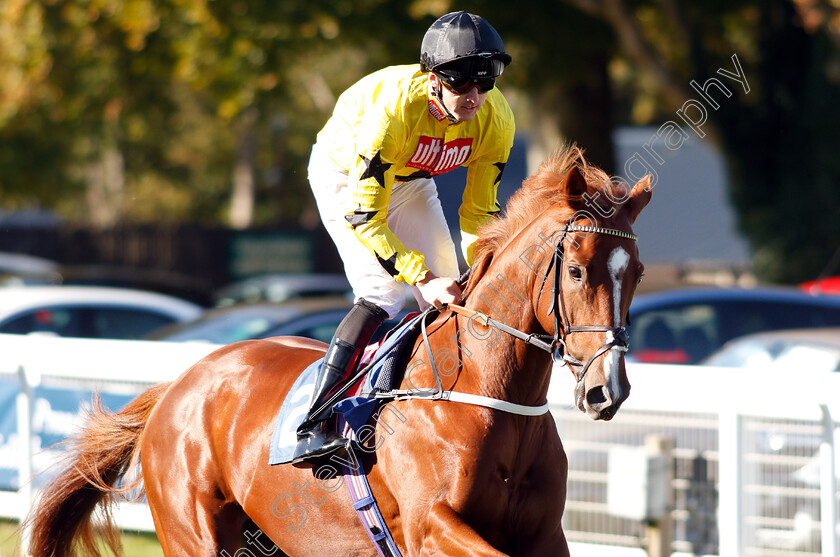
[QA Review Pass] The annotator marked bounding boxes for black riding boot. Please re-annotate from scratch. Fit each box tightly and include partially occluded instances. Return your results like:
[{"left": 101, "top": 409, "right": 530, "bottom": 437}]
[{"left": 292, "top": 299, "right": 388, "bottom": 465}]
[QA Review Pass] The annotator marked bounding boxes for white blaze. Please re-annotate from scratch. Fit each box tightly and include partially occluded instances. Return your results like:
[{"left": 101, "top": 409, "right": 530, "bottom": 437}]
[{"left": 604, "top": 247, "right": 630, "bottom": 394}]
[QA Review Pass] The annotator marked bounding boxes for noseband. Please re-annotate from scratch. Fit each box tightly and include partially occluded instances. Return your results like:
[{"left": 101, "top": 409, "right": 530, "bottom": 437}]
[{"left": 450, "top": 222, "right": 638, "bottom": 384}]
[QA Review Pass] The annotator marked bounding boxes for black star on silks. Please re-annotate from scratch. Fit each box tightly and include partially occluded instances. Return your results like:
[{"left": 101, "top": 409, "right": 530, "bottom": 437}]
[
  {"left": 375, "top": 251, "right": 399, "bottom": 277},
  {"left": 345, "top": 208, "right": 378, "bottom": 228},
  {"left": 359, "top": 151, "right": 392, "bottom": 188},
  {"left": 493, "top": 161, "right": 507, "bottom": 185}
]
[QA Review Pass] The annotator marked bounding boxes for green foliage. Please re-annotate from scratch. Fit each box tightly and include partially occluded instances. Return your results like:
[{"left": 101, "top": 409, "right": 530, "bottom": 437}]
[
  {"left": 714, "top": 2, "right": 840, "bottom": 282},
  {"left": 550, "top": 0, "right": 840, "bottom": 283},
  {"left": 0, "top": 0, "right": 436, "bottom": 225},
  {"left": 2, "top": 0, "right": 839, "bottom": 281}
]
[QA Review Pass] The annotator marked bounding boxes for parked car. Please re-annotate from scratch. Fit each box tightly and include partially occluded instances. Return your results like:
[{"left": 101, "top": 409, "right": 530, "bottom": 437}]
[
  {"left": 701, "top": 327, "right": 840, "bottom": 372},
  {"left": 59, "top": 264, "right": 216, "bottom": 307},
  {"left": 0, "top": 286, "right": 202, "bottom": 339},
  {"left": 626, "top": 287, "right": 840, "bottom": 364},
  {"left": 0, "top": 252, "right": 62, "bottom": 286},
  {"left": 147, "top": 297, "right": 418, "bottom": 345},
  {"left": 213, "top": 273, "right": 353, "bottom": 307},
  {"left": 800, "top": 275, "right": 840, "bottom": 296},
  {"left": 0, "top": 254, "right": 215, "bottom": 306}
]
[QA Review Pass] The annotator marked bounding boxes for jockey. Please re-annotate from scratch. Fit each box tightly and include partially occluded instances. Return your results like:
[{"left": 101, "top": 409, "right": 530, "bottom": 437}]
[{"left": 294, "top": 11, "right": 515, "bottom": 465}]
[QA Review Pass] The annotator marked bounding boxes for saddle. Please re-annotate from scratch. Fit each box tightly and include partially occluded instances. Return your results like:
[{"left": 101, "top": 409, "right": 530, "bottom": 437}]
[{"left": 269, "top": 311, "right": 427, "bottom": 465}]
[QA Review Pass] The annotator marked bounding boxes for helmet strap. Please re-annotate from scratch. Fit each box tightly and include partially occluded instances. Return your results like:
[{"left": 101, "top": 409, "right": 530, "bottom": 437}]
[{"left": 430, "top": 78, "right": 459, "bottom": 124}]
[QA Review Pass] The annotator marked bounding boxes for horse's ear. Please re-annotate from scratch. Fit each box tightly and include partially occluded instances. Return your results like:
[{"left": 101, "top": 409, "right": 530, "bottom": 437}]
[
  {"left": 562, "top": 165, "right": 588, "bottom": 203},
  {"left": 622, "top": 175, "right": 653, "bottom": 224}
]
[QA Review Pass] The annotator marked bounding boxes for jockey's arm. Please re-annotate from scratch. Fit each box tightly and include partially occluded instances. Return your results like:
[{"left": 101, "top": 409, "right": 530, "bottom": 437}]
[
  {"left": 344, "top": 143, "right": 430, "bottom": 285},
  {"left": 345, "top": 149, "right": 464, "bottom": 309},
  {"left": 458, "top": 137, "right": 512, "bottom": 266}
]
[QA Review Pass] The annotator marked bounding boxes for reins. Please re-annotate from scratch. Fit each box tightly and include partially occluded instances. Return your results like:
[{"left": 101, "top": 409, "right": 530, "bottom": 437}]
[
  {"left": 312, "top": 223, "right": 638, "bottom": 420},
  {"left": 451, "top": 222, "right": 638, "bottom": 385},
  {"left": 376, "top": 305, "right": 550, "bottom": 416},
  {"left": 447, "top": 304, "right": 553, "bottom": 353}
]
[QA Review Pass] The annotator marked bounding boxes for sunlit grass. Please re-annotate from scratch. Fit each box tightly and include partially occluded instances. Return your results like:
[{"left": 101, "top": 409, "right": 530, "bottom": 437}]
[{"left": 0, "top": 519, "right": 164, "bottom": 557}]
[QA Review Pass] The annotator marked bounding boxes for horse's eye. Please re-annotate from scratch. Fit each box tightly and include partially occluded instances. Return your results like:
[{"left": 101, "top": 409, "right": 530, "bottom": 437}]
[{"left": 568, "top": 266, "right": 583, "bottom": 280}]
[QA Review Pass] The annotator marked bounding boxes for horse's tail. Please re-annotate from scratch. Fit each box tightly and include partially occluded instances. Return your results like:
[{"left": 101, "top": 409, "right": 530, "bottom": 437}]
[{"left": 26, "top": 382, "right": 171, "bottom": 557}]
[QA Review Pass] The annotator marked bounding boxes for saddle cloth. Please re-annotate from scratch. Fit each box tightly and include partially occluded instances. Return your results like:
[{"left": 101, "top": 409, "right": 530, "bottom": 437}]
[{"left": 268, "top": 312, "right": 424, "bottom": 465}]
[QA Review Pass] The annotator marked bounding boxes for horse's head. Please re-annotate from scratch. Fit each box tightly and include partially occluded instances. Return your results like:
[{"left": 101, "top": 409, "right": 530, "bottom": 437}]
[
  {"left": 536, "top": 161, "right": 651, "bottom": 420},
  {"left": 466, "top": 146, "right": 651, "bottom": 421}
]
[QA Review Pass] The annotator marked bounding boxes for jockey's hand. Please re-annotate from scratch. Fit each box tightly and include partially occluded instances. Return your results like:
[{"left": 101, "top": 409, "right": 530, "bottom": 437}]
[{"left": 416, "top": 272, "right": 463, "bottom": 309}]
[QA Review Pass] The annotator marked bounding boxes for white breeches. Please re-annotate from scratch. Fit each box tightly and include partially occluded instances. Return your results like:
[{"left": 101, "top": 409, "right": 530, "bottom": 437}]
[{"left": 308, "top": 145, "right": 460, "bottom": 319}]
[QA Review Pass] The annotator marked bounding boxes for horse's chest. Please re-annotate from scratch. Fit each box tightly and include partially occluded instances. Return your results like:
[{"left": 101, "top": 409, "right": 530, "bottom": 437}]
[{"left": 467, "top": 424, "right": 566, "bottom": 502}]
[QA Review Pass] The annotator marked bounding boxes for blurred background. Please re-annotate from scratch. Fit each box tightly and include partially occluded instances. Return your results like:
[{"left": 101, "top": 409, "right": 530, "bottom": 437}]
[{"left": 2, "top": 0, "right": 839, "bottom": 299}]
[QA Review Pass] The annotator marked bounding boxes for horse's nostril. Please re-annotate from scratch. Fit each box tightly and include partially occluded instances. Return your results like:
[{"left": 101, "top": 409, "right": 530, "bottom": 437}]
[
  {"left": 600, "top": 406, "right": 617, "bottom": 420},
  {"left": 586, "top": 386, "right": 609, "bottom": 408}
]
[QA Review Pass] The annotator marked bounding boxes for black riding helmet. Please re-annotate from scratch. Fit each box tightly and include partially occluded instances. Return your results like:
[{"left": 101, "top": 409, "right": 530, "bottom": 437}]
[{"left": 420, "top": 11, "right": 512, "bottom": 78}]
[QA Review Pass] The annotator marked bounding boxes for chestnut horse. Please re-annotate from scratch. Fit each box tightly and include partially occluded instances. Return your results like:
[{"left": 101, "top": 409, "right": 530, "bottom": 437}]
[{"left": 27, "top": 146, "right": 651, "bottom": 557}]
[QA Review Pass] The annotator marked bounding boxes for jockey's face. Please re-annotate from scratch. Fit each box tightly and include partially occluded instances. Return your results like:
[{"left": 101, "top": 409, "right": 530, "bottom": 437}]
[{"left": 428, "top": 72, "right": 488, "bottom": 123}]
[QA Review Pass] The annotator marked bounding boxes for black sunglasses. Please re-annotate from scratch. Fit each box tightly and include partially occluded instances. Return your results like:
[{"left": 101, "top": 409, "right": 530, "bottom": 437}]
[{"left": 438, "top": 75, "right": 496, "bottom": 95}]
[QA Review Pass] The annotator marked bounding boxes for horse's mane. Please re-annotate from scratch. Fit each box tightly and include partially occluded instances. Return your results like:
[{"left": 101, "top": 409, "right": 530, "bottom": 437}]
[{"left": 465, "top": 144, "right": 612, "bottom": 295}]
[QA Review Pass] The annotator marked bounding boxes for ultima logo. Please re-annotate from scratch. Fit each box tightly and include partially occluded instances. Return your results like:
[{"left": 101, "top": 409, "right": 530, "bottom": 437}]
[{"left": 406, "top": 136, "right": 473, "bottom": 175}]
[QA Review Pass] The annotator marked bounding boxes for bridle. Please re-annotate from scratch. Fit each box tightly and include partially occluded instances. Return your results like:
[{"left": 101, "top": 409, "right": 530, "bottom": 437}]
[
  {"left": 541, "top": 223, "right": 637, "bottom": 382},
  {"left": 314, "top": 222, "right": 639, "bottom": 420},
  {"left": 450, "top": 222, "right": 638, "bottom": 384}
]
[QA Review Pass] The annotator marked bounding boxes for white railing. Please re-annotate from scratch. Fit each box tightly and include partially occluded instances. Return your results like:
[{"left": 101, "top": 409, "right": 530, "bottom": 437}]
[
  {"left": 1, "top": 333, "right": 838, "bottom": 556},
  {"left": 550, "top": 364, "right": 840, "bottom": 557},
  {"left": 0, "top": 333, "right": 222, "bottom": 553}
]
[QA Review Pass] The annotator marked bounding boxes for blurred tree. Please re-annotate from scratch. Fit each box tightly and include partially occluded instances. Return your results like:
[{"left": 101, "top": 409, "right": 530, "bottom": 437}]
[
  {"left": 0, "top": 0, "right": 619, "bottom": 228},
  {"left": 0, "top": 0, "right": 399, "bottom": 227},
  {"left": 4, "top": 0, "right": 838, "bottom": 285},
  {"left": 559, "top": 0, "right": 840, "bottom": 283},
  {"left": 0, "top": 1, "right": 84, "bottom": 211},
  {"left": 455, "top": 1, "right": 619, "bottom": 173}
]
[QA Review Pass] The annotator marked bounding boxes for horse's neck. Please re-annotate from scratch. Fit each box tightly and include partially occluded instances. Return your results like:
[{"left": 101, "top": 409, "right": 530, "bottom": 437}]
[{"left": 457, "top": 230, "right": 554, "bottom": 406}]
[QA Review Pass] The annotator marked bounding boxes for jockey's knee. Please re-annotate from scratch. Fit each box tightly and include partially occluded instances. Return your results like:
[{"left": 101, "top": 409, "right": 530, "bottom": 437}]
[{"left": 356, "top": 289, "right": 406, "bottom": 320}]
